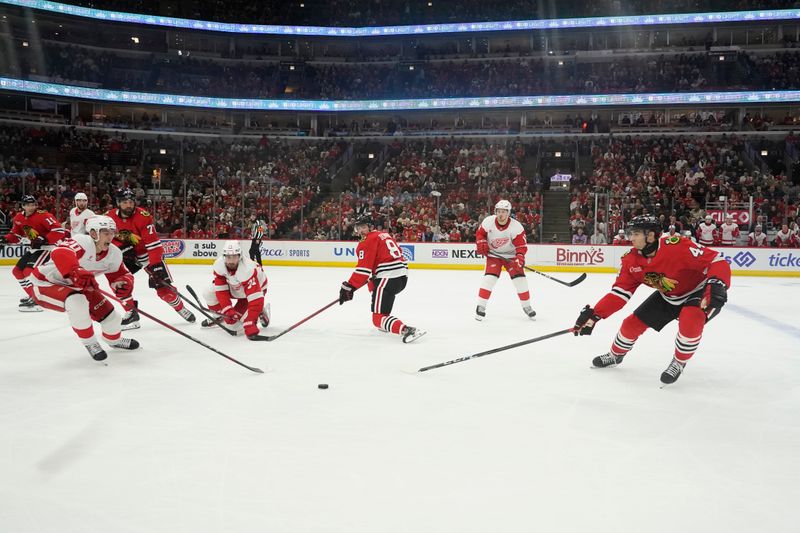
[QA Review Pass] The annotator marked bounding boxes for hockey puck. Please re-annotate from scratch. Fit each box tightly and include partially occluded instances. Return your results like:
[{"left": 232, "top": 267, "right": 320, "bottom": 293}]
[{"left": 317, "top": 384, "right": 329, "bottom": 390}]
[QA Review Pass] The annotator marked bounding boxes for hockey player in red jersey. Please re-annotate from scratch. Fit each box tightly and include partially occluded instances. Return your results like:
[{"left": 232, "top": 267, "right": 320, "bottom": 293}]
[
  {"left": 474, "top": 199, "right": 535, "bottom": 321},
  {"left": 0, "top": 195, "right": 68, "bottom": 312},
  {"left": 201, "top": 240, "right": 270, "bottom": 340},
  {"left": 106, "top": 188, "right": 195, "bottom": 329},
  {"left": 28, "top": 215, "right": 139, "bottom": 361},
  {"left": 573, "top": 215, "right": 731, "bottom": 385},
  {"left": 338, "top": 214, "right": 426, "bottom": 343}
]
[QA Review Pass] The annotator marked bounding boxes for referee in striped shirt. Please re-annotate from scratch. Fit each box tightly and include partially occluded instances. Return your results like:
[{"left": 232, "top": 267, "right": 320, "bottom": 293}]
[{"left": 250, "top": 219, "right": 267, "bottom": 265}]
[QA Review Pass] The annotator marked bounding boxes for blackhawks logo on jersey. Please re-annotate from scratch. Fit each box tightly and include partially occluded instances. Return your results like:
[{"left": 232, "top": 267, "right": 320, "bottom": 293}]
[
  {"left": 643, "top": 272, "right": 679, "bottom": 293},
  {"left": 117, "top": 229, "right": 141, "bottom": 246},
  {"left": 22, "top": 225, "right": 39, "bottom": 240}
]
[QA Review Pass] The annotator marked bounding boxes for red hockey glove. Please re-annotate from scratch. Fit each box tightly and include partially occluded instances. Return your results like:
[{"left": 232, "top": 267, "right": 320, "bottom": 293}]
[
  {"left": 221, "top": 307, "right": 242, "bottom": 325},
  {"left": 515, "top": 253, "right": 526, "bottom": 269},
  {"left": 68, "top": 265, "right": 98, "bottom": 290},
  {"left": 476, "top": 239, "right": 489, "bottom": 256},
  {"left": 573, "top": 305, "right": 601, "bottom": 336}
]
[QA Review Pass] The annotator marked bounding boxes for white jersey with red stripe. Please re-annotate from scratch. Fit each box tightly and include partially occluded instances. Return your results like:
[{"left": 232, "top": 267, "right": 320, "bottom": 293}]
[
  {"left": 719, "top": 222, "right": 740, "bottom": 245},
  {"left": 69, "top": 207, "right": 95, "bottom": 235},
  {"left": 748, "top": 232, "right": 768, "bottom": 247},
  {"left": 31, "top": 234, "right": 127, "bottom": 288},
  {"left": 696, "top": 222, "right": 718, "bottom": 245},
  {"left": 476, "top": 215, "right": 527, "bottom": 260},
  {"left": 212, "top": 255, "right": 267, "bottom": 300}
]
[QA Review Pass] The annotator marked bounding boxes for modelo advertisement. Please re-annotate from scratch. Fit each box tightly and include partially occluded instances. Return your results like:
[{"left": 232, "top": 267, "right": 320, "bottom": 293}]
[{"left": 154, "top": 239, "right": 800, "bottom": 276}]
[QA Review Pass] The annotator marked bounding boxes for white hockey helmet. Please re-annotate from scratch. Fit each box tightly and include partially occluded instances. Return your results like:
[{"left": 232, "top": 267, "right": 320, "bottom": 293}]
[
  {"left": 222, "top": 240, "right": 242, "bottom": 257},
  {"left": 85, "top": 215, "right": 116, "bottom": 240},
  {"left": 705, "top": 215, "right": 713, "bottom": 222},
  {"left": 495, "top": 199, "right": 512, "bottom": 213},
  {"left": 74, "top": 192, "right": 88, "bottom": 202}
]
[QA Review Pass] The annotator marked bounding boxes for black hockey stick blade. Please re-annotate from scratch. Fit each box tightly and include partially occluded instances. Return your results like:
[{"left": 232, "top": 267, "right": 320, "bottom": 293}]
[
  {"left": 524, "top": 266, "right": 587, "bottom": 287},
  {"left": 418, "top": 327, "right": 574, "bottom": 372}
]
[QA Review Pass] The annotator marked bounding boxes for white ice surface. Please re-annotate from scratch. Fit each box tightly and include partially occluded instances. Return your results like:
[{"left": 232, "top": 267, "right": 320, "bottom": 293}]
[{"left": 1, "top": 265, "right": 798, "bottom": 533}]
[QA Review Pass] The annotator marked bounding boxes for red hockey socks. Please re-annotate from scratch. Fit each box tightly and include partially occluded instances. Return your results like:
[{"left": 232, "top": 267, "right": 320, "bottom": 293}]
[
  {"left": 372, "top": 313, "right": 405, "bottom": 335},
  {"left": 674, "top": 306, "right": 706, "bottom": 363},
  {"left": 610, "top": 314, "right": 649, "bottom": 356}
]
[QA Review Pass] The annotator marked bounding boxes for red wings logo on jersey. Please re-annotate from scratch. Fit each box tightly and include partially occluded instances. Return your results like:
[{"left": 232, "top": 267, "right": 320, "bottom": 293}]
[
  {"left": 117, "top": 229, "right": 141, "bottom": 246},
  {"left": 22, "top": 225, "right": 39, "bottom": 240},
  {"left": 491, "top": 237, "right": 510, "bottom": 249},
  {"left": 643, "top": 272, "right": 679, "bottom": 293}
]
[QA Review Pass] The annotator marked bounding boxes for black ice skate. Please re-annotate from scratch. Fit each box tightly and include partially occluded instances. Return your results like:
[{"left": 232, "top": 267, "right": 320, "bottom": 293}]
[
  {"left": 18, "top": 297, "right": 43, "bottom": 313},
  {"left": 475, "top": 305, "right": 486, "bottom": 321},
  {"left": 660, "top": 358, "right": 686, "bottom": 385},
  {"left": 592, "top": 352, "right": 624, "bottom": 368},
  {"left": 85, "top": 341, "right": 108, "bottom": 361},
  {"left": 522, "top": 305, "right": 536, "bottom": 320},
  {"left": 108, "top": 338, "right": 140, "bottom": 350},
  {"left": 177, "top": 307, "right": 196, "bottom": 323},
  {"left": 121, "top": 308, "right": 141, "bottom": 330},
  {"left": 402, "top": 326, "right": 427, "bottom": 344}
]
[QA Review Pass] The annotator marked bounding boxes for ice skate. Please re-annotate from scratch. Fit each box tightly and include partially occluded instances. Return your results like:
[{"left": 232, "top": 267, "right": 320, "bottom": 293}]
[
  {"left": 260, "top": 303, "right": 271, "bottom": 328},
  {"left": 401, "top": 326, "right": 427, "bottom": 344},
  {"left": 592, "top": 352, "right": 624, "bottom": 368},
  {"left": 121, "top": 308, "right": 141, "bottom": 330},
  {"left": 108, "top": 337, "right": 140, "bottom": 350},
  {"left": 19, "top": 297, "right": 43, "bottom": 312},
  {"left": 522, "top": 305, "right": 536, "bottom": 320},
  {"left": 660, "top": 358, "right": 686, "bottom": 386},
  {"left": 177, "top": 306, "right": 196, "bottom": 323},
  {"left": 85, "top": 341, "right": 108, "bottom": 361},
  {"left": 475, "top": 305, "right": 486, "bottom": 321}
]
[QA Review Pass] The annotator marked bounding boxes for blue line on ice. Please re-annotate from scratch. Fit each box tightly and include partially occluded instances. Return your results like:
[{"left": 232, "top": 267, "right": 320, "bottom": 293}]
[{"left": 726, "top": 303, "right": 800, "bottom": 339}]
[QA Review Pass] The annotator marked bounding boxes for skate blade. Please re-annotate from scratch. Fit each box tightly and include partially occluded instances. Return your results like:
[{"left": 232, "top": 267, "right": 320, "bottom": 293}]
[
  {"left": 121, "top": 323, "right": 141, "bottom": 331},
  {"left": 18, "top": 306, "right": 44, "bottom": 313},
  {"left": 403, "top": 330, "right": 428, "bottom": 344}
]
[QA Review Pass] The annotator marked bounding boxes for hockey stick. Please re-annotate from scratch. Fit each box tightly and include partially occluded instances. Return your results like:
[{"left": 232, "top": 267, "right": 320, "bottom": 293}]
[
  {"left": 94, "top": 286, "right": 264, "bottom": 374},
  {"left": 524, "top": 266, "right": 587, "bottom": 287},
  {"left": 181, "top": 284, "right": 240, "bottom": 336},
  {"left": 264, "top": 299, "right": 339, "bottom": 341},
  {"left": 418, "top": 328, "right": 574, "bottom": 372}
]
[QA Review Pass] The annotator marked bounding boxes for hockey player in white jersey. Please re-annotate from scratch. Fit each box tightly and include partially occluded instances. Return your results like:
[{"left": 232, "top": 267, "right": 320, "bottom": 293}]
[
  {"left": 28, "top": 215, "right": 139, "bottom": 361},
  {"left": 68, "top": 192, "right": 95, "bottom": 235},
  {"left": 696, "top": 215, "right": 718, "bottom": 245},
  {"left": 748, "top": 225, "right": 768, "bottom": 247},
  {"left": 474, "top": 200, "right": 535, "bottom": 321},
  {"left": 718, "top": 214, "right": 741, "bottom": 246},
  {"left": 202, "top": 240, "right": 270, "bottom": 340}
]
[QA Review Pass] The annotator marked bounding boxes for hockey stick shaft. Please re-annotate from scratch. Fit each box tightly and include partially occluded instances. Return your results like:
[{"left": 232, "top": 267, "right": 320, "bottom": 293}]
[
  {"left": 150, "top": 281, "right": 238, "bottom": 336},
  {"left": 182, "top": 284, "right": 239, "bottom": 335},
  {"left": 418, "top": 328, "right": 574, "bottom": 372},
  {"left": 95, "top": 286, "right": 263, "bottom": 373},
  {"left": 266, "top": 299, "right": 339, "bottom": 341},
  {"left": 524, "top": 266, "right": 587, "bottom": 287}
]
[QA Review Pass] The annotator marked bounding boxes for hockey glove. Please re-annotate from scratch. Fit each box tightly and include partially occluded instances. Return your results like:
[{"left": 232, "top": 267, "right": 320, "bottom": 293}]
[
  {"left": 515, "top": 253, "right": 526, "bottom": 270},
  {"left": 68, "top": 265, "right": 99, "bottom": 291},
  {"left": 339, "top": 281, "right": 355, "bottom": 305},
  {"left": 145, "top": 261, "right": 170, "bottom": 284},
  {"left": 220, "top": 307, "right": 242, "bottom": 325},
  {"left": 573, "top": 305, "right": 601, "bottom": 336},
  {"left": 29, "top": 236, "right": 47, "bottom": 249},
  {"left": 701, "top": 278, "right": 728, "bottom": 321},
  {"left": 476, "top": 239, "right": 489, "bottom": 256}
]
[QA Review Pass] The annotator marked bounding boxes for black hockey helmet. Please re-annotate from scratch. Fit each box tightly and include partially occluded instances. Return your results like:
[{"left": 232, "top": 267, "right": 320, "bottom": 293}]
[
  {"left": 116, "top": 188, "right": 135, "bottom": 203},
  {"left": 626, "top": 215, "right": 661, "bottom": 236},
  {"left": 353, "top": 213, "right": 373, "bottom": 227},
  {"left": 627, "top": 215, "right": 662, "bottom": 255},
  {"left": 20, "top": 194, "right": 37, "bottom": 205}
]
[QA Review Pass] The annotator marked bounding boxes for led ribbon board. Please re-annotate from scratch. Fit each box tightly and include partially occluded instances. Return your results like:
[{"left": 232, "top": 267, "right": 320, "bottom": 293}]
[
  {"left": 1, "top": 77, "right": 798, "bottom": 111},
  {"left": 2, "top": 0, "right": 800, "bottom": 37}
]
